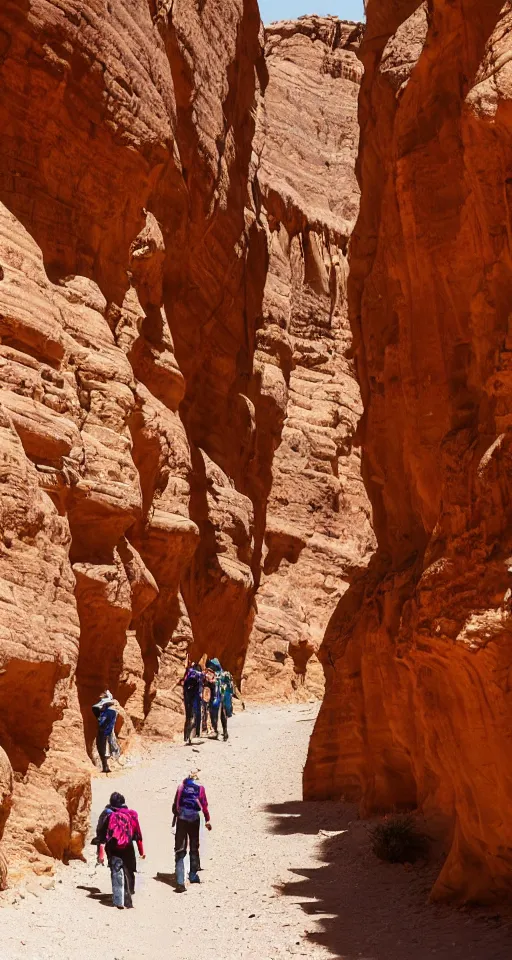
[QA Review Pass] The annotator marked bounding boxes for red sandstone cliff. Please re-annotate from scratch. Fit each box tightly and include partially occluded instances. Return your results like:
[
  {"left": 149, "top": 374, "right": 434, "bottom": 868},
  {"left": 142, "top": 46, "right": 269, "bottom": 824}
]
[
  {"left": 0, "top": 0, "right": 266, "bottom": 880},
  {"left": 0, "top": 5, "right": 368, "bottom": 883},
  {"left": 243, "top": 17, "right": 374, "bottom": 700},
  {"left": 305, "top": 0, "right": 512, "bottom": 904}
]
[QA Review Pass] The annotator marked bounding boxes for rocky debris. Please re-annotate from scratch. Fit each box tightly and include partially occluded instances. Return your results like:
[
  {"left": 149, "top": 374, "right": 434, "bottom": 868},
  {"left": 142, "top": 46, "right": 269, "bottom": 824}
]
[
  {"left": 0, "top": 3, "right": 368, "bottom": 882},
  {"left": 306, "top": 0, "right": 512, "bottom": 904}
]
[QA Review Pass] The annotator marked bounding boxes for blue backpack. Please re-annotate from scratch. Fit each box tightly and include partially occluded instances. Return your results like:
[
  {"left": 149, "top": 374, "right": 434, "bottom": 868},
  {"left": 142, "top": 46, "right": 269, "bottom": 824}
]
[{"left": 177, "top": 779, "right": 202, "bottom": 821}]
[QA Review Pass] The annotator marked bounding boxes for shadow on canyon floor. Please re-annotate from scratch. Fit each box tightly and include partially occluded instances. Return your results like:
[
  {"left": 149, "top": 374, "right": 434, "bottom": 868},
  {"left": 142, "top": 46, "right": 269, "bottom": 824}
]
[
  {"left": 265, "top": 800, "right": 512, "bottom": 960},
  {"left": 76, "top": 885, "right": 116, "bottom": 907}
]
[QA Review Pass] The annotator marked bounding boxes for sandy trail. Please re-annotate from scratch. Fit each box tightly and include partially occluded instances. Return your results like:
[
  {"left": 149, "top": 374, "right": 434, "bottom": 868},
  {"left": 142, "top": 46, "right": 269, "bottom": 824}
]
[{"left": 1, "top": 703, "right": 512, "bottom": 960}]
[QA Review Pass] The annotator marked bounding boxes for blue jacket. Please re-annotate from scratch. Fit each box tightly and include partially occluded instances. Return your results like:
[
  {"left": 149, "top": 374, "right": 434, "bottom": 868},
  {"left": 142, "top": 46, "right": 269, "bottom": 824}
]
[{"left": 98, "top": 707, "right": 117, "bottom": 736}]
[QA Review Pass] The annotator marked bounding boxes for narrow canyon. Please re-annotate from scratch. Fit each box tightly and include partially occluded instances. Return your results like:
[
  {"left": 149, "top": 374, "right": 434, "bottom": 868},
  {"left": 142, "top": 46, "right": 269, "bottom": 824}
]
[{"left": 0, "top": 0, "right": 512, "bottom": 916}]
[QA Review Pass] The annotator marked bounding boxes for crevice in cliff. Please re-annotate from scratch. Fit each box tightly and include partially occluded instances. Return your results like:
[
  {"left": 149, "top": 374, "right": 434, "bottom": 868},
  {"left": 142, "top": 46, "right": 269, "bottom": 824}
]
[{"left": 0, "top": 659, "right": 69, "bottom": 775}]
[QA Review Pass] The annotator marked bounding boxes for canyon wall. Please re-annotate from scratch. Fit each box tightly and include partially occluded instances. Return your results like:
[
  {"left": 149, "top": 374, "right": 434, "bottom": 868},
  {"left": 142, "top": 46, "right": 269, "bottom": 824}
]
[
  {"left": 0, "top": 0, "right": 266, "bottom": 880},
  {"left": 0, "top": 5, "right": 369, "bottom": 882},
  {"left": 306, "top": 0, "right": 512, "bottom": 904},
  {"left": 243, "top": 16, "right": 374, "bottom": 700}
]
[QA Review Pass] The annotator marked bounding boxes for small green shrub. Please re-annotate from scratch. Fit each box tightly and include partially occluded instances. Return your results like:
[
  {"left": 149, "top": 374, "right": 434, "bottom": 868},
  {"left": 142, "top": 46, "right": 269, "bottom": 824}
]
[{"left": 368, "top": 813, "right": 429, "bottom": 864}]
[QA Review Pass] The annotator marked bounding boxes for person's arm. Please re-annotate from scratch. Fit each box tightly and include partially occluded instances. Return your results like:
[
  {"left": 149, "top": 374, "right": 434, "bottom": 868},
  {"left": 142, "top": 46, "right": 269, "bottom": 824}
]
[
  {"left": 95, "top": 808, "right": 110, "bottom": 862},
  {"left": 198, "top": 785, "right": 211, "bottom": 828},
  {"left": 132, "top": 813, "right": 145, "bottom": 858}
]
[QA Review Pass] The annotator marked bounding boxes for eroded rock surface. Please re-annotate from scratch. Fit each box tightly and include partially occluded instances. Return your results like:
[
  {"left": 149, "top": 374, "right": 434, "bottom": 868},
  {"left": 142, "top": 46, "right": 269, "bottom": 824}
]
[
  {"left": 0, "top": 4, "right": 369, "bottom": 880},
  {"left": 0, "top": 0, "right": 265, "bottom": 878},
  {"left": 243, "top": 17, "right": 374, "bottom": 700},
  {"left": 306, "top": 0, "right": 512, "bottom": 904}
]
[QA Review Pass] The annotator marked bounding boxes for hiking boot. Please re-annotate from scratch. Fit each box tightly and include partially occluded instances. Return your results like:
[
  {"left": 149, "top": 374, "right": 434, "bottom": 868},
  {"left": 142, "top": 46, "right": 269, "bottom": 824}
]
[
  {"left": 176, "top": 884, "right": 186, "bottom": 893},
  {"left": 223, "top": 732, "right": 229, "bottom": 741},
  {"left": 102, "top": 767, "right": 111, "bottom": 774},
  {"left": 189, "top": 873, "right": 200, "bottom": 884}
]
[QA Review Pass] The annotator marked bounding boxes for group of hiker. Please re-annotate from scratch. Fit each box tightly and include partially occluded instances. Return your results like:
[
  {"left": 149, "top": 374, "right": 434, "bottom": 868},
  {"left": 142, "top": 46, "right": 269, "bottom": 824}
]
[
  {"left": 93, "top": 771, "right": 211, "bottom": 905},
  {"left": 182, "top": 656, "right": 244, "bottom": 745},
  {"left": 90, "top": 655, "right": 240, "bottom": 906}
]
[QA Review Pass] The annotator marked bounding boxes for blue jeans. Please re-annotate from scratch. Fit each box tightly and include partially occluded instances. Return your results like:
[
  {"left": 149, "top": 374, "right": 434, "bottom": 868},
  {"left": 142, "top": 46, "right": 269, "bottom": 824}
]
[
  {"left": 175, "top": 818, "right": 200, "bottom": 882},
  {"left": 110, "top": 854, "right": 134, "bottom": 907}
]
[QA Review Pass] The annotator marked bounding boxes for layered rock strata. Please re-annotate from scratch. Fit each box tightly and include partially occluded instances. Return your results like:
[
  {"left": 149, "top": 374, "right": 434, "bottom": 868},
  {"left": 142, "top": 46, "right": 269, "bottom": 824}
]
[
  {"left": 0, "top": 0, "right": 265, "bottom": 878},
  {"left": 306, "top": 0, "right": 512, "bottom": 904},
  {"left": 243, "top": 17, "right": 374, "bottom": 700},
  {"left": 0, "top": 4, "right": 370, "bottom": 881}
]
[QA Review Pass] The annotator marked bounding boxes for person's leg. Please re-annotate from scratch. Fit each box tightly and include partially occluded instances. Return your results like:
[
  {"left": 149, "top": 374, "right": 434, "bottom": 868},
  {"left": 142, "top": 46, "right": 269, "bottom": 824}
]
[
  {"left": 122, "top": 848, "right": 136, "bottom": 906},
  {"left": 221, "top": 704, "right": 228, "bottom": 740},
  {"left": 183, "top": 698, "right": 193, "bottom": 743},
  {"left": 209, "top": 703, "right": 219, "bottom": 736},
  {"left": 110, "top": 855, "right": 125, "bottom": 908},
  {"left": 175, "top": 818, "right": 188, "bottom": 889},
  {"left": 201, "top": 700, "right": 208, "bottom": 734},
  {"left": 193, "top": 693, "right": 202, "bottom": 738},
  {"left": 122, "top": 862, "right": 134, "bottom": 907},
  {"left": 188, "top": 820, "right": 201, "bottom": 882},
  {"left": 96, "top": 732, "right": 110, "bottom": 772}
]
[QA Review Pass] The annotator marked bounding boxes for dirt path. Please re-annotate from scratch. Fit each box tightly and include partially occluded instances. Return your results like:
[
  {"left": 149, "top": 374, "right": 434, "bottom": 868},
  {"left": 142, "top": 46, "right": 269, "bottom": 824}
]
[{"left": 2, "top": 704, "right": 512, "bottom": 960}]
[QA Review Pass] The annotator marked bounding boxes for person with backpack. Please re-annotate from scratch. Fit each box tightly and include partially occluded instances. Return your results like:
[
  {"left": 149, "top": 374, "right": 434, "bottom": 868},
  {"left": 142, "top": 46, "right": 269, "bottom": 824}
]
[
  {"left": 182, "top": 662, "right": 204, "bottom": 745},
  {"left": 172, "top": 770, "right": 211, "bottom": 892},
  {"left": 204, "top": 660, "right": 222, "bottom": 738},
  {"left": 91, "top": 690, "right": 118, "bottom": 773},
  {"left": 94, "top": 792, "right": 145, "bottom": 909},
  {"left": 205, "top": 658, "right": 242, "bottom": 741}
]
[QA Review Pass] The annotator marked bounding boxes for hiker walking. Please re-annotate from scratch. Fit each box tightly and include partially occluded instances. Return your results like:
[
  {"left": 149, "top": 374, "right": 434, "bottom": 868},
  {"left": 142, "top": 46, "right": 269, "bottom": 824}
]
[
  {"left": 219, "top": 665, "right": 242, "bottom": 734},
  {"left": 92, "top": 690, "right": 118, "bottom": 773},
  {"left": 94, "top": 791, "right": 145, "bottom": 909},
  {"left": 206, "top": 658, "right": 242, "bottom": 741},
  {"left": 182, "top": 662, "right": 204, "bottom": 745},
  {"left": 172, "top": 770, "right": 211, "bottom": 892},
  {"left": 204, "top": 660, "right": 222, "bottom": 738}
]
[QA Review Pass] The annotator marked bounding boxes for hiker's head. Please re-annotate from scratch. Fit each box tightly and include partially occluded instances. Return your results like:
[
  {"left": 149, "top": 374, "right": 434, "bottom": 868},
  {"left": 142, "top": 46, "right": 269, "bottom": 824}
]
[
  {"left": 109, "top": 792, "right": 125, "bottom": 808},
  {"left": 99, "top": 689, "right": 114, "bottom": 710},
  {"left": 206, "top": 658, "right": 222, "bottom": 673},
  {"left": 187, "top": 770, "right": 200, "bottom": 781}
]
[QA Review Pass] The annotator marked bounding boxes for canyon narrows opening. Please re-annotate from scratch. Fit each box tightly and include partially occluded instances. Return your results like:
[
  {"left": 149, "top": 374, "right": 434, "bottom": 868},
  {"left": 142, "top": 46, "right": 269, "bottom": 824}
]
[{"left": 0, "top": 0, "right": 512, "bottom": 957}]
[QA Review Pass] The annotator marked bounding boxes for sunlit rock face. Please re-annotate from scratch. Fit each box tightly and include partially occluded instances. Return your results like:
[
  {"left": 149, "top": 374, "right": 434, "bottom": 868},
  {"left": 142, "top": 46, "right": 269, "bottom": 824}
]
[
  {"left": 0, "top": 0, "right": 265, "bottom": 878},
  {"left": 0, "top": 1, "right": 371, "bottom": 880},
  {"left": 306, "top": 0, "right": 512, "bottom": 904},
  {"left": 243, "top": 16, "right": 374, "bottom": 701}
]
